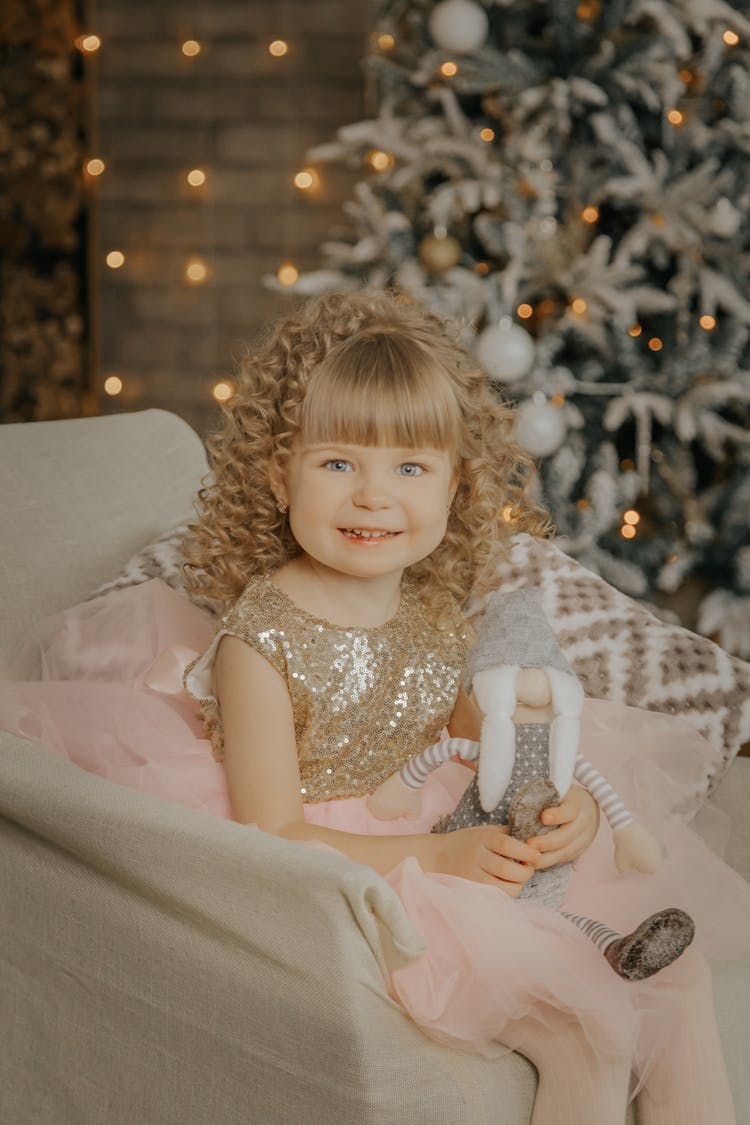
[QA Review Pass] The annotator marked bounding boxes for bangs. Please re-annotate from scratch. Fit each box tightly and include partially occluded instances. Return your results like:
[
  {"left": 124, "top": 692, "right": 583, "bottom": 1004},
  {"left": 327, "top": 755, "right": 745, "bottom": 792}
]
[{"left": 299, "top": 330, "right": 462, "bottom": 456}]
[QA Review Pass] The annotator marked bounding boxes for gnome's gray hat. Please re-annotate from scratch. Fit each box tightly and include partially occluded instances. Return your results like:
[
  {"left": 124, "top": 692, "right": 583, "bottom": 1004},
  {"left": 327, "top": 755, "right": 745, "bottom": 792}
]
[{"left": 468, "top": 588, "right": 584, "bottom": 811}]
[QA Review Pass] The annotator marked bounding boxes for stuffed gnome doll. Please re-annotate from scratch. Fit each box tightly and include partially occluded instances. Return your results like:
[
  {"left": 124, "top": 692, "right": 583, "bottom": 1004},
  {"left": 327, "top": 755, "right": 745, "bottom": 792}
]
[{"left": 369, "top": 588, "right": 695, "bottom": 981}]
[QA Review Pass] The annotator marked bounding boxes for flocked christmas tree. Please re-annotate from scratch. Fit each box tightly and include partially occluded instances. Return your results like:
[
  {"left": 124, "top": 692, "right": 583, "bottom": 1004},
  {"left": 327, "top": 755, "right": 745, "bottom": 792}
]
[{"left": 268, "top": 0, "right": 750, "bottom": 656}]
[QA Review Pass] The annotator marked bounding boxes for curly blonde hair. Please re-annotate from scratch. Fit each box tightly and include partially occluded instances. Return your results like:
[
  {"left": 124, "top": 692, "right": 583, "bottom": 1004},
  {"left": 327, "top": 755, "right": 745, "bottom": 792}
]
[{"left": 183, "top": 290, "right": 550, "bottom": 623}]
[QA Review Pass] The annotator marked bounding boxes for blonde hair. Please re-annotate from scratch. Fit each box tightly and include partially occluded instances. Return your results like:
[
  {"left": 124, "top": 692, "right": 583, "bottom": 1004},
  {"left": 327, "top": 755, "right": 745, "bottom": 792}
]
[{"left": 183, "top": 290, "right": 550, "bottom": 623}]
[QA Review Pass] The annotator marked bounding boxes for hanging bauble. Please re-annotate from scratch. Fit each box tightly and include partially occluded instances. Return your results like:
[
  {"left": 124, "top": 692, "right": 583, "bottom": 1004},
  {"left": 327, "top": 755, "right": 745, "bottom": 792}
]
[
  {"left": 709, "top": 197, "right": 741, "bottom": 238},
  {"left": 514, "top": 392, "right": 567, "bottom": 458},
  {"left": 476, "top": 318, "right": 535, "bottom": 383},
  {"left": 428, "top": 0, "right": 489, "bottom": 53},
  {"left": 418, "top": 230, "right": 462, "bottom": 273}
]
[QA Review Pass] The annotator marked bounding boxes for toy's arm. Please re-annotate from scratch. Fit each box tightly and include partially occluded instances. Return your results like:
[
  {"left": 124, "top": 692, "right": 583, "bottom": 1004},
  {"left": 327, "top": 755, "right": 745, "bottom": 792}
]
[
  {"left": 367, "top": 738, "right": 479, "bottom": 820},
  {"left": 574, "top": 753, "right": 662, "bottom": 874}
]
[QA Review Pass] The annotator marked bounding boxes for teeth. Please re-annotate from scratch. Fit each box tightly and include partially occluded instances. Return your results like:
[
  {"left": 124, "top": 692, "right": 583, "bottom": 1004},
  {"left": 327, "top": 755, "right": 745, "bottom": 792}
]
[{"left": 344, "top": 529, "right": 393, "bottom": 538}]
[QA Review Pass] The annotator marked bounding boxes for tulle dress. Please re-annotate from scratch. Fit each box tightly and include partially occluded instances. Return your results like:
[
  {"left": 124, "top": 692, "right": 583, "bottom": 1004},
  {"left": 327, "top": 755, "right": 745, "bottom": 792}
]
[{"left": 2, "top": 576, "right": 750, "bottom": 1097}]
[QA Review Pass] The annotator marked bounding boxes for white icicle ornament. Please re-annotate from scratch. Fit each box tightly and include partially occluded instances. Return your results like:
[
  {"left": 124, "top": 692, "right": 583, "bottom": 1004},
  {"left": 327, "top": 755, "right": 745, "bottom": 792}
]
[
  {"left": 476, "top": 319, "right": 535, "bottom": 383},
  {"left": 428, "top": 0, "right": 489, "bottom": 53},
  {"left": 514, "top": 392, "right": 567, "bottom": 458}
]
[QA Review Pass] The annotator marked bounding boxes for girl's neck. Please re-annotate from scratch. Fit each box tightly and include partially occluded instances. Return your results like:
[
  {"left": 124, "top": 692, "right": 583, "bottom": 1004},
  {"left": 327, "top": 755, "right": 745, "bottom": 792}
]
[{"left": 271, "top": 555, "right": 404, "bottom": 628}]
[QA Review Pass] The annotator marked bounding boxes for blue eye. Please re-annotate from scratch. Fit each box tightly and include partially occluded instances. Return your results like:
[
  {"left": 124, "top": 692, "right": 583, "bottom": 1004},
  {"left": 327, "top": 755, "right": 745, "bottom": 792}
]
[
  {"left": 324, "top": 459, "right": 352, "bottom": 472},
  {"left": 398, "top": 463, "right": 423, "bottom": 476}
]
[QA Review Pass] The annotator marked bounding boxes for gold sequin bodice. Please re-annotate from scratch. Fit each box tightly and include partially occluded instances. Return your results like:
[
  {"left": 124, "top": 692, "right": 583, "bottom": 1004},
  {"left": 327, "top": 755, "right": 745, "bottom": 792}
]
[{"left": 192, "top": 575, "right": 467, "bottom": 802}]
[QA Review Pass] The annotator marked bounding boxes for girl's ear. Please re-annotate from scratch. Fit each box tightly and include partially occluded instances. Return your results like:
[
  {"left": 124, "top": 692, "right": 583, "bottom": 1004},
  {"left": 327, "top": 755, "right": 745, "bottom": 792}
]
[{"left": 267, "top": 458, "right": 287, "bottom": 509}]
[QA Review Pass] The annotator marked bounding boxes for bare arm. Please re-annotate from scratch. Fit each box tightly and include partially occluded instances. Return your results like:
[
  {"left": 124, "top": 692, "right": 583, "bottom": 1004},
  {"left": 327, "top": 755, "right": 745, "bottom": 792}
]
[{"left": 214, "top": 636, "right": 539, "bottom": 892}]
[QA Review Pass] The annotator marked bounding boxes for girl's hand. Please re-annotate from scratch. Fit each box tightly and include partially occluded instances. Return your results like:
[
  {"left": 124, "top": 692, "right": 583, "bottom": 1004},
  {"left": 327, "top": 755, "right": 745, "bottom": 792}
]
[
  {"left": 526, "top": 785, "right": 599, "bottom": 869},
  {"left": 433, "top": 825, "right": 541, "bottom": 897}
]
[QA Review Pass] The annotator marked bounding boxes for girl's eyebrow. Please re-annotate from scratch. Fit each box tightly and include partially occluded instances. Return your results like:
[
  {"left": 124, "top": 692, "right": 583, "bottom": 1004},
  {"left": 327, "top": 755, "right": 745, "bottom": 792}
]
[{"left": 301, "top": 442, "right": 446, "bottom": 458}]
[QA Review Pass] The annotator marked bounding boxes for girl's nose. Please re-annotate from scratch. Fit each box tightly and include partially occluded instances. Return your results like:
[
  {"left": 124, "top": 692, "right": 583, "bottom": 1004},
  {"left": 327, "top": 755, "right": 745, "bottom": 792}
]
[{"left": 353, "top": 474, "right": 390, "bottom": 508}]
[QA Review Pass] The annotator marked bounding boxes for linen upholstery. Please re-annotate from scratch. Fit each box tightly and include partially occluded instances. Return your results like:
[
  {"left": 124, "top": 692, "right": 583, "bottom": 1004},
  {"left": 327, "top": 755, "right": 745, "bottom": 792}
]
[{"left": 1, "top": 408, "right": 746, "bottom": 1124}]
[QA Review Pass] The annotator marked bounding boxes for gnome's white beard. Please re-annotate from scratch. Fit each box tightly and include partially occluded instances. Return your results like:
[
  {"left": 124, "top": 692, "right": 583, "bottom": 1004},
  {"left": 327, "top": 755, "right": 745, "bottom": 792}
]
[{"left": 472, "top": 665, "right": 584, "bottom": 813}]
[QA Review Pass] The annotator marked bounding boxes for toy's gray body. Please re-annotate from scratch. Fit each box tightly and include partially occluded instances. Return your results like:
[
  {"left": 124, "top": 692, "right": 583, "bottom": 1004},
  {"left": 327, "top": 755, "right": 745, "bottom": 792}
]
[{"left": 433, "top": 723, "right": 570, "bottom": 909}]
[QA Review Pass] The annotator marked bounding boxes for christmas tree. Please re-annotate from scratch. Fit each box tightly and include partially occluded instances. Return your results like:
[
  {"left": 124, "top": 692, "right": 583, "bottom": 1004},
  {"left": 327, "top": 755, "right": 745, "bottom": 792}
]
[{"left": 268, "top": 0, "right": 750, "bottom": 656}]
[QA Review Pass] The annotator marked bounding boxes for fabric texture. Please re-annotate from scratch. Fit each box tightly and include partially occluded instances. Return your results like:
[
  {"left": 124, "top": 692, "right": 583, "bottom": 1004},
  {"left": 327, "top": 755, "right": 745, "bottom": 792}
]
[{"left": 481, "top": 533, "right": 750, "bottom": 790}]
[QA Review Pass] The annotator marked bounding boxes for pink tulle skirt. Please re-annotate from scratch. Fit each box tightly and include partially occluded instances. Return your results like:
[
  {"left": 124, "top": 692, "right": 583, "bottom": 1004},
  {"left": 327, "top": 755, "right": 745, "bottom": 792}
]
[{"left": 2, "top": 579, "right": 749, "bottom": 1094}]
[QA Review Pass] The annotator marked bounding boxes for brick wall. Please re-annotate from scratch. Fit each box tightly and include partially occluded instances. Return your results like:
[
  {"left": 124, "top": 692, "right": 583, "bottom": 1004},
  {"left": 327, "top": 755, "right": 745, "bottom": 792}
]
[{"left": 92, "top": 0, "right": 375, "bottom": 434}]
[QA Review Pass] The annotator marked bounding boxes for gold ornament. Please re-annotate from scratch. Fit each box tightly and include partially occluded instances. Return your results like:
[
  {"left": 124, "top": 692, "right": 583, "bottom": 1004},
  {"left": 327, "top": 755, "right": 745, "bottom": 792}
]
[{"left": 418, "top": 232, "right": 461, "bottom": 273}]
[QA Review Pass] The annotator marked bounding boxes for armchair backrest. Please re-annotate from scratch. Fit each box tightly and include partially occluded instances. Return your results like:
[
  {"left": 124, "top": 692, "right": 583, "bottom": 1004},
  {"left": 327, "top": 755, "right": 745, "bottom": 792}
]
[{"left": 0, "top": 409, "right": 208, "bottom": 662}]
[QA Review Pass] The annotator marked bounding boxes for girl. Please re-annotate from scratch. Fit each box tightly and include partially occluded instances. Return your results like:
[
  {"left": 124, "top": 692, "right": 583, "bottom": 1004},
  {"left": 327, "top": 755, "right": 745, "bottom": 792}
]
[
  {"left": 2, "top": 291, "right": 745, "bottom": 1122},
  {"left": 178, "top": 290, "right": 741, "bottom": 1124}
]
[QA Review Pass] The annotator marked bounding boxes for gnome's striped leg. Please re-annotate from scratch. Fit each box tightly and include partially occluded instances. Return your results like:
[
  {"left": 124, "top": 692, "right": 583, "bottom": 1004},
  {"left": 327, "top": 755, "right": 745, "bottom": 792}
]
[{"left": 560, "top": 909, "right": 695, "bottom": 981}]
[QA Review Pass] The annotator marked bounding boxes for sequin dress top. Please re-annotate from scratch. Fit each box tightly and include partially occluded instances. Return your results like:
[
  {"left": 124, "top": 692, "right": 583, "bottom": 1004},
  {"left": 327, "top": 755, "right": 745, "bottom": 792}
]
[{"left": 184, "top": 575, "right": 468, "bottom": 802}]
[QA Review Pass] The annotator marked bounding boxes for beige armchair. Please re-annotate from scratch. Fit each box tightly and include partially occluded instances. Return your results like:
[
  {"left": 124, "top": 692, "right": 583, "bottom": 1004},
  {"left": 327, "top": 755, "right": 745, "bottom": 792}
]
[{"left": 2, "top": 409, "right": 748, "bottom": 1124}]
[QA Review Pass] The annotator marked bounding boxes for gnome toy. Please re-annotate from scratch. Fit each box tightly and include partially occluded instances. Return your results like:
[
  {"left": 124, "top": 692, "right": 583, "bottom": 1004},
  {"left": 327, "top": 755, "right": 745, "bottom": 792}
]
[{"left": 369, "top": 588, "right": 696, "bottom": 981}]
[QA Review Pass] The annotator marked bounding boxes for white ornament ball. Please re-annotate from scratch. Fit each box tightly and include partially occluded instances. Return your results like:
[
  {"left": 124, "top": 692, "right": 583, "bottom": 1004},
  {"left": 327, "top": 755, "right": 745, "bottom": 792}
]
[
  {"left": 514, "top": 393, "right": 567, "bottom": 458},
  {"left": 428, "top": 0, "right": 489, "bottom": 53},
  {"left": 710, "top": 197, "right": 741, "bottom": 238},
  {"left": 476, "top": 320, "right": 535, "bottom": 383}
]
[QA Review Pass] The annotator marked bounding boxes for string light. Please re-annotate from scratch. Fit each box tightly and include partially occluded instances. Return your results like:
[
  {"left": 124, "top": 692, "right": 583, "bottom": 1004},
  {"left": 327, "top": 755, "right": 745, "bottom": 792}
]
[
  {"left": 679, "top": 69, "right": 694, "bottom": 84},
  {"left": 366, "top": 149, "right": 394, "bottom": 172},
  {"left": 76, "top": 34, "right": 101, "bottom": 52},
  {"left": 551, "top": 394, "right": 565, "bottom": 407},
  {"left": 181, "top": 40, "right": 201, "bottom": 57},
  {"left": 623, "top": 509, "right": 641, "bottom": 525},
  {"left": 475, "top": 261, "right": 490, "bottom": 275},
  {"left": 212, "top": 381, "right": 234, "bottom": 403},
  {"left": 699, "top": 314, "right": 716, "bottom": 330},
  {"left": 269, "top": 39, "right": 288, "bottom": 56},
  {"left": 621, "top": 524, "right": 637, "bottom": 540},
  {"left": 628, "top": 324, "right": 642, "bottom": 337},
  {"left": 480, "top": 127, "right": 495, "bottom": 142},
  {"left": 571, "top": 297, "right": 587, "bottom": 314},
  {"left": 648, "top": 337, "right": 663, "bottom": 351},
  {"left": 185, "top": 259, "right": 208, "bottom": 283},
  {"left": 277, "top": 262, "right": 299, "bottom": 286},
  {"left": 517, "top": 303, "right": 533, "bottom": 319},
  {"left": 377, "top": 33, "right": 395, "bottom": 51},
  {"left": 620, "top": 459, "right": 635, "bottom": 471},
  {"left": 293, "top": 168, "right": 318, "bottom": 190},
  {"left": 440, "top": 61, "right": 458, "bottom": 77},
  {"left": 576, "top": 498, "right": 591, "bottom": 510},
  {"left": 106, "top": 250, "right": 125, "bottom": 269},
  {"left": 187, "top": 168, "right": 206, "bottom": 187},
  {"left": 576, "top": 0, "right": 601, "bottom": 19},
  {"left": 722, "top": 29, "right": 739, "bottom": 46},
  {"left": 581, "top": 205, "right": 599, "bottom": 223},
  {"left": 104, "top": 375, "right": 123, "bottom": 396},
  {"left": 666, "top": 109, "right": 684, "bottom": 126},
  {"left": 85, "top": 157, "right": 105, "bottom": 176}
]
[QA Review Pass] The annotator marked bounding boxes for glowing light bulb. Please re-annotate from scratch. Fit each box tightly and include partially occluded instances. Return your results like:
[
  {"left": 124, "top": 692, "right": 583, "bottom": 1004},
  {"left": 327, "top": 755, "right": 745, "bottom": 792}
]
[
  {"left": 623, "top": 509, "right": 641, "bottom": 526},
  {"left": 367, "top": 149, "right": 394, "bottom": 172},
  {"left": 182, "top": 40, "right": 201, "bottom": 57},
  {"left": 480, "top": 127, "right": 495, "bottom": 142},
  {"left": 621, "top": 525, "right": 637, "bottom": 540},
  {"left": 106, "top": 250, "right": 125, "bottom": 269},
  {"left": 571, "top": 297, "right": 587, "bottom": 314},
  {"left": 269, "top": 39, "right": 288, "bottom": 56},
  {"left": 440, "top": 61, "right": 458, "bottom": 77},
  {"left": 187, "top": 168, "right": 206, "bottom": 187},
  {"left": 666, "top": 109, "right": 684, "bottom": 126},
  {"left": 212, "top": 381, "right": 234, "bottom": 403},
  {"left": 277, "top": 262, "right": 299, "bottom": 286},
  {"left": 648, "top": 337, "right": 663, "bottom": 352},
  {"left": 699, "top": 314, "right": 716, "bottom": 330},
  {"left": 377, "top": 33, "right": 395, "bottom": 51},
  {"left": 628, "top": 324, "right": 642, "bottom": 337},
  {"left": 76, "top": 34, "right": 102, "bottom": 52},
  {"left": 679, "top": 69, "right": 694, "bottom": 84},
  {"left": 620, "top": 459, "right": 635, "bottom": 472},
  {"left": 581, "top": 205, "right": 599, "bottom": 223},
  {"left": 104, "top": 375, "right": 123, "bottom": 396},
  {"left": 576, "top": 498, "right": 591, "bottom": 510},
  {"left": 517, "top": 303, "right": 533, "bottom": 319},
  {"left": 722, "top": 29, "right": 739, "bottom": 46},
  {"left": 185, "top": 259, "right": 207, "bottom": 283},
  {"left": 293, "top": 169, "right": 317, "bottom": 190},
  {"left": 550, "top": 394, "right": 565, "bottom": 407},
  {"left": 85, "top": 158, "right": 105, "bottom": 176},
  {"left": 475, "top": 261, "right": 490, "bottom": 275}
]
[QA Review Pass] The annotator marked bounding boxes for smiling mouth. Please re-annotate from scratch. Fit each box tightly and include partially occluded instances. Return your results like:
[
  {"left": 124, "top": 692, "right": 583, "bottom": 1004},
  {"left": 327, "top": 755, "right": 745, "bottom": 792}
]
[{"left": 340, "top": 528, "right": 400, "bottom": 540}]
